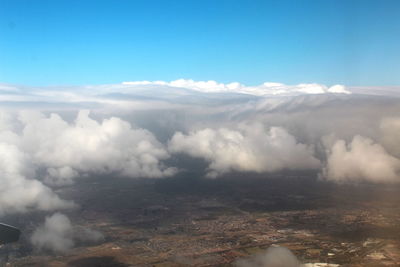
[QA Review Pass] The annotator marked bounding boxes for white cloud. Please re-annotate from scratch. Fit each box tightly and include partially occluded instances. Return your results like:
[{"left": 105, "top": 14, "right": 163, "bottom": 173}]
[
  {"left": 169, "top": 124, "right": 320, "bottom": 177},
  {"left": 2, "top": 80, "right": 400, "bottom": 113},
  {"left": 0, "top": 142, "right": 74, "bottom": 215},
  {"left": 0, "top": 84, "right": 19, "bottom": 92},
  {"left": 123, "top": 79, "right": 350, "bottom": 96},
  {"left": 327, "top": 84, "right": 351, "bottom": 94},
  {"left": 234, "top": 245, "right": 300, "bottom": 267},
  {"left": 123, "top": 79, "right": 243, "bottom": 93},
  {"left": 0, "top": 109, "right": 178, "bottom": 214},
  {"left": 31, "top": 213, "right": 74, "bottom": 253},
  {"left": 323, "top": 135, "right": 400, "bottom": 183},
  {"left": 31, "top": 213, "right": 103, "bottom": 253},
  {"left": 19, "top": 110, "right": 177, "bottom": 184}
]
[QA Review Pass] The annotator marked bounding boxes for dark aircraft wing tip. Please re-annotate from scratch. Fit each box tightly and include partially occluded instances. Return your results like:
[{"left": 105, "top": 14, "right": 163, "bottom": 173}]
[{"left": 0, "top": 223, "right": 21, "bottom": 244}]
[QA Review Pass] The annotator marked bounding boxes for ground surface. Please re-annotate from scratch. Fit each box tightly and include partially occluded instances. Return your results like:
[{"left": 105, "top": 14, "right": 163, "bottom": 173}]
[{"left": 2, "top": 171, "right": 400, "bottom": 266}]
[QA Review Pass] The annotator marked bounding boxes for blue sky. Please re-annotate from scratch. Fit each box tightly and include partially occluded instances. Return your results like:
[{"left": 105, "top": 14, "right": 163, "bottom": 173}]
[{"left": 0, "top": 0, "right": 399, "bottom": 86}]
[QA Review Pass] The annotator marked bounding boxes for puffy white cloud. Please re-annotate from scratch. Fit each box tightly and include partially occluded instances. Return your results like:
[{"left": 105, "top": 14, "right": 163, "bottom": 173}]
[
  {"left": 31, "top": 213, "right": 103, "bottom": 253},
  {"left": 19, "top": 110, "right": 177, "bottom": 184},
  {"left": 234, "top": 245, "right": 300, "bottom": 267},
  {"left": 0, "top": 142, "right": 73, "bottom": 215},
  {"left": 322, "top": 135, "right": 400, "bottom": 183},
  {"left": 169, "top": 124, "right": 320, "bottom": 177},
  {"left": 0, "top": 109, "right": 177, "bottom": 214},
  {"left": 31, "top": 213, "right": 74, "bottom": 253}
]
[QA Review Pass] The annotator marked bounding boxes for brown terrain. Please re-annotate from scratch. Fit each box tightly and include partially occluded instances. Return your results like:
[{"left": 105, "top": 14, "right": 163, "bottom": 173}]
[{"left": 2, "top": 169, "right": 400, "bottom": 266}]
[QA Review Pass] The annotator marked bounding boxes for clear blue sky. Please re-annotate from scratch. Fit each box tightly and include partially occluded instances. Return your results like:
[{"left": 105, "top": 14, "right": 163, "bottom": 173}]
[{"left": 0, "top": 0, "right": 399, "bottom": 86}]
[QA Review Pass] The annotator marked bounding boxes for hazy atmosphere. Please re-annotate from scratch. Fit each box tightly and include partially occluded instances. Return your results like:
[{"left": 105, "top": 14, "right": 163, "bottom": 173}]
[{"left": 1, "top": 0, "right": 400, "bottom": 266}]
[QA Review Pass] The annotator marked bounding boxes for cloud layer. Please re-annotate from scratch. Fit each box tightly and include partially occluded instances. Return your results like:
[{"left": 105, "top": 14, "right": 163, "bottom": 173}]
[
  {"left": 1, "top": 79, "right": 400, "bottom": 217},
  {"left": 122, "top": 79, "right": 351, "bottom": 96}
]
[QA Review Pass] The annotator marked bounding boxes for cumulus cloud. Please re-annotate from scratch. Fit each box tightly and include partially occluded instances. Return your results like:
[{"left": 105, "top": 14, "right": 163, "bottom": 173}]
[
  {"left": 31, "top": 213, "right": 103, "bottom": 253},
  {"left": 0, "top": 111, "right": 73, "bottom": 214},
  {"left": 234, "top": 245, "right": 300, "bottom": 267},
  {"left": 169, "top": 124, "right": 320, "bottom": 178},
  {"left": 0, "top": 109, "right": 178, "bottom": 215},
  {"left": 19, "top": 110, "right": 177, "bottom": 185},
  {"left": 31, "top": 213, "right": 74, "bottom": 253},
  {"left": 322, "top": 135, "right": 400, "bottom": 183},
  {"left": 0, "top": 142, "right": 74, "bottom": 215}
]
